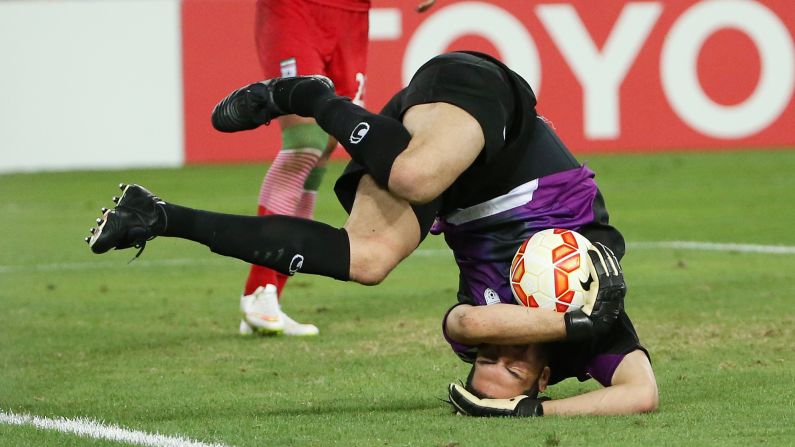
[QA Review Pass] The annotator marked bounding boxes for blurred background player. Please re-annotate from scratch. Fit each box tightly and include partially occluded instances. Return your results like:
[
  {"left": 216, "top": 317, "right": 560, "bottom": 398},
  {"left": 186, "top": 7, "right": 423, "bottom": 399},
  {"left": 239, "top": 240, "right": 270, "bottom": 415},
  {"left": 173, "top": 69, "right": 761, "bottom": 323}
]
[
  {"left": 241, "top": 0, "right": 439, "bottom": 337},
  {"left": 239, "top": 0, "right": 370, "bottom": 337}
]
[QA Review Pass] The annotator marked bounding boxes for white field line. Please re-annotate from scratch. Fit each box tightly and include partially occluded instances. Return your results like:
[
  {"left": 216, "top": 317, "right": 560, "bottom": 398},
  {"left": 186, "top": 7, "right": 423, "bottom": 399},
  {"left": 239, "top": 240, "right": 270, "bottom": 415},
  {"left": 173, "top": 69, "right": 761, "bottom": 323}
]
[
  {"left": 1, "top": 241, "right": 794, "bottom": 274},
  {"left": 629, "top": 240, "right": 795, "bottom": 254},
  {"left": 0, "top": 410, "right": 232, "bottom": 447}
]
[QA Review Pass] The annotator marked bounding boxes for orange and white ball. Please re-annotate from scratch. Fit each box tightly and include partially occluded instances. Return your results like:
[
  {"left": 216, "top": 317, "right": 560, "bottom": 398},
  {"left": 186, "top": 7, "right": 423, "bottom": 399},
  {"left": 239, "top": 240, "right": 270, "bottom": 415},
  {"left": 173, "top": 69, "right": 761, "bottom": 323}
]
[{"left": 509, "top": 229, "right": 594, "bottom": 313}]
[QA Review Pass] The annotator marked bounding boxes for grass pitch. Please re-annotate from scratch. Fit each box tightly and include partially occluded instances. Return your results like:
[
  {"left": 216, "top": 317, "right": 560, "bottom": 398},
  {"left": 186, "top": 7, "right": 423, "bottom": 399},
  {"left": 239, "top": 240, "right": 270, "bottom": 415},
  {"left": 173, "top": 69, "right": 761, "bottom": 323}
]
[{"left": 1, "top": 150, "right": 794, "bottom": 446}]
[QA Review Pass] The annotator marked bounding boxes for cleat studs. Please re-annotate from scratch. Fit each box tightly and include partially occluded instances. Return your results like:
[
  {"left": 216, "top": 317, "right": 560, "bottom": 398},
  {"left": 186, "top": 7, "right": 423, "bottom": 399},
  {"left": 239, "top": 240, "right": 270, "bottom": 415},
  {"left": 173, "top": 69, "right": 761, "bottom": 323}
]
[
  {"left": 96, "top": 218, "right": 102, "bottom": 224},
  {"left": 101, "top": 207, "right": 108, "bottom": 213},
  {"left": 119, "top": 183, "right": 126, "bottom": 190},
  {"left": 112, "top": 196, "right": 119, "bottom": 203},
  {"left": 84, "top": 237, "right": 90, "bottom": 243},
  {"left": 89, "top": 228, "right": 95, "bottom": 234}
]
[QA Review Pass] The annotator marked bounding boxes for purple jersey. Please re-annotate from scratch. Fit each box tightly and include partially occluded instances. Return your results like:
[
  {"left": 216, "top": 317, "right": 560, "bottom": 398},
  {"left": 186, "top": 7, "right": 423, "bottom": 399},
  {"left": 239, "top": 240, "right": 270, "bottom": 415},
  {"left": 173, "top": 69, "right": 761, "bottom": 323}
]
[{"left": 431, "top": 164, "right": 598, "bottom": 308}]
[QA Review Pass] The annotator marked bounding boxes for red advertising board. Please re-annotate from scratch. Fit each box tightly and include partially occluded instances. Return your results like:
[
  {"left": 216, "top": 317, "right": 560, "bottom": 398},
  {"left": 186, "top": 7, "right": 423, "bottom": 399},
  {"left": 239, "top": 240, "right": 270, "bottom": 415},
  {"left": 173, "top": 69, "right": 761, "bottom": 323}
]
[{"left": 182, "top": 0, "right": 795, "bottom": 163}]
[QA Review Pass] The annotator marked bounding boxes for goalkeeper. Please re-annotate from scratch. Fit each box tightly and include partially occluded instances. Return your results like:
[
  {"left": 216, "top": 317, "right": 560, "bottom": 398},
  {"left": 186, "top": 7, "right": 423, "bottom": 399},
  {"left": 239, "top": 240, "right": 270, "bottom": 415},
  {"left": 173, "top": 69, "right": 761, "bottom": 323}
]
[{"left": 86, "top": 51, "right": 654, "bottom": 414}]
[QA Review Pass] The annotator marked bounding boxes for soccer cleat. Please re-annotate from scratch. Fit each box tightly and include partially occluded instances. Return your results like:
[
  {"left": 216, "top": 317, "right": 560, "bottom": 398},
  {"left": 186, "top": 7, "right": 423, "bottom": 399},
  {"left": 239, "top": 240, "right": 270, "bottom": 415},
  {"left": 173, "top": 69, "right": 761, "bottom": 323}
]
[
  {"left": 281, "top": 311, "right": 319, "bottom": 337},
  {"left": 240, "top": 285, "right": 284, "bottom": 334},
  {"left": 211, "top": 75, "right": 334, "bottom": 132},
  {"left": 238, "top": 285, "right": 319, "bottom": 336},
  {"left": 238, "top": 311, "right": 319, "bottom": 337},
  {"left": 87, "top": 184, "right": 166, "bottom": 256}
]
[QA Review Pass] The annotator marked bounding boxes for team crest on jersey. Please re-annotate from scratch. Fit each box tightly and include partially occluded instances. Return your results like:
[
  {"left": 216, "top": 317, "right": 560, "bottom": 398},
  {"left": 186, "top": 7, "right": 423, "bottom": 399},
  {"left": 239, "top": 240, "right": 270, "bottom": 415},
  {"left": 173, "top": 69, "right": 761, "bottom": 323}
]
[
  {"left": 484, "top": 288, "right": 501, "bottom": 305},
  {"left": 280, "top": 58, "right": 297, "bottom": 78}
]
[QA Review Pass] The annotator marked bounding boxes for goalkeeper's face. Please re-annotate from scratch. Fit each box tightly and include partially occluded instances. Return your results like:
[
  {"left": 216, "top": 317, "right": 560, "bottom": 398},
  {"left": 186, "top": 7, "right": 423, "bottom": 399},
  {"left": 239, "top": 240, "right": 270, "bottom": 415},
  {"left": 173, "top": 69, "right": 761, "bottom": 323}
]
[{"left": 469, "top": 344, "right": 550, "bottom": 399}]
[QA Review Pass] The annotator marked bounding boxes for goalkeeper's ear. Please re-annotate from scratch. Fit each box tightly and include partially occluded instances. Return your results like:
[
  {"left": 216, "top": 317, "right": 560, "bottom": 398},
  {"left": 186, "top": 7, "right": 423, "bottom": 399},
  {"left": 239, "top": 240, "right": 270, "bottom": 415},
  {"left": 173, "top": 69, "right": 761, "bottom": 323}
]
[{"left": 447, "top": 384, "right": 545, "bottom": 417}]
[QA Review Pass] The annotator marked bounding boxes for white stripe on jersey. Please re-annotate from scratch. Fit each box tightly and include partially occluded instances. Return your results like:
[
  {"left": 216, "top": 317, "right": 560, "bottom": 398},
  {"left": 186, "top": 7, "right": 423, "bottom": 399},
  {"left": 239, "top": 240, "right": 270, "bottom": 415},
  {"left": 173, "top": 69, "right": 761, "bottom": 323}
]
[{"left": 445, "top": 178, "right": 539, "bottom": 225}]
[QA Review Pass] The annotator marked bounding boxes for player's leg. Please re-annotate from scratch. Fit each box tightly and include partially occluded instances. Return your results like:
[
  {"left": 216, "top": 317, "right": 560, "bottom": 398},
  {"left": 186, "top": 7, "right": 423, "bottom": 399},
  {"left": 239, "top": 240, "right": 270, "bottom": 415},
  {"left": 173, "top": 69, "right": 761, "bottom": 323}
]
[
  {"left": 541, "top": 350, "right": 658, "bottom": 416},
  {"left": 86, "top": 176, "right": 435, "bottom": 286},
  {"left": 306, "top": 53, "right": 513, "bottom": 203},
  {"left": 294, "top": 143, "right": 332, "bottom": 220},
  {"left": 344, "top": 175, "right": 422, "bottom": 285},
  {"left": 213, "top": 55, "right": 511, "bottom": 206},
  {"left": 213, "top": 79, "right": 482, "bottom": 202}
]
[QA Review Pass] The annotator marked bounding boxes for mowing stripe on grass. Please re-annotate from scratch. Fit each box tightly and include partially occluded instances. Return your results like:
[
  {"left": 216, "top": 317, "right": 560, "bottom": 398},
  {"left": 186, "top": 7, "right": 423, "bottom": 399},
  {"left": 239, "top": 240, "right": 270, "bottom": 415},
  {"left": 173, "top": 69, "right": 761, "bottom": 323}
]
[
  {"left": 0, "top": 410, "right": 232, "bottom": 447},
  {"left": 1, "top": 241, "right": 794, "bottom": 274}
]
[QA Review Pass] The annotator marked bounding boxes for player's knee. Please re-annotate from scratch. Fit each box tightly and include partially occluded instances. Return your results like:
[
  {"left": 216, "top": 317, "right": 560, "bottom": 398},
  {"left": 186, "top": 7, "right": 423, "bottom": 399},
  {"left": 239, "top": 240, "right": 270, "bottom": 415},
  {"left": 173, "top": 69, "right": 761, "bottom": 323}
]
[
  {"left": 350, "top": 254, "right": 393, "bottom": 285},
  {"left": 353, "top": 266, "right": 390, "bottom": 286},
  {"left": 348, "top": 239, "right": 403, "bottom": 286},
  {"left": 388, "top": 165, "right": 439, "bottom": 204}
]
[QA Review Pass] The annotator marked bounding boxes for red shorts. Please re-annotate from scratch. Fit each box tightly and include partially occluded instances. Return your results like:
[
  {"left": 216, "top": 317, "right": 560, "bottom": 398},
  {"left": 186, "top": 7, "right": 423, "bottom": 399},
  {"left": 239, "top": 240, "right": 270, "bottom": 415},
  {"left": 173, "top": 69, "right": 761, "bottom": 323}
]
[{"left": 256, "top": 0, "right": 369, "bottom": 103}]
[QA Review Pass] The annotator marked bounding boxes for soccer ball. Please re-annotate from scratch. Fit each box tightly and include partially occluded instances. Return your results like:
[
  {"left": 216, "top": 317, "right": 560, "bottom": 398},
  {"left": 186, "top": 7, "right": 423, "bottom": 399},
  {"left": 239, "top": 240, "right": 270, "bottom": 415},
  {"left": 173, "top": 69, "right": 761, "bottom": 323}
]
[{"left": 509, "top": 229, "right": 594, "bottom": 313}]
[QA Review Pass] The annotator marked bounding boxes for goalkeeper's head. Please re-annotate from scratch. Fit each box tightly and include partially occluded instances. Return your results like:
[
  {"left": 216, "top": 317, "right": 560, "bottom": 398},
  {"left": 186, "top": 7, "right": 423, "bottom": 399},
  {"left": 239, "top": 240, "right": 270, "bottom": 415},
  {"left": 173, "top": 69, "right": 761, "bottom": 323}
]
[{"left": 465, "top": 343, "right": 551, "bottom": 399}]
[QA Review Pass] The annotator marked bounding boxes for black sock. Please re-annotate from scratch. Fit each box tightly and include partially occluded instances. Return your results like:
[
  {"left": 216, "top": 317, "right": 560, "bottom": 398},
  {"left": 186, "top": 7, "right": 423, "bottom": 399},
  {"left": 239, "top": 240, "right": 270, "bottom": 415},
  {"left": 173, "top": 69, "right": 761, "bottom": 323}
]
[
  {"left": 272, "top": 77, "right": 335, "bottom": 117},
  {"left": 160, "top": 204, "right": 350, "bottom": 281},
  {"left": 273, "top": 79, "right": 412, "bottom": 189}
]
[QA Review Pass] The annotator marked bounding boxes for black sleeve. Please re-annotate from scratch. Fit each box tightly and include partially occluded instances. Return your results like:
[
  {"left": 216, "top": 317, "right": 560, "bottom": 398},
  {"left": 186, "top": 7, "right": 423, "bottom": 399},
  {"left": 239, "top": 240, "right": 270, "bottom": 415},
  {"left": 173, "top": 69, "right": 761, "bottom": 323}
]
[
  {"left": 593, "top": 310, "right": 648, "bottom": 358},
  {"left": 547, "top": 310, "right": 648, "bottom": 385},
  {"left": 398, "top": 52, "right": 515, "bottom": 162}
]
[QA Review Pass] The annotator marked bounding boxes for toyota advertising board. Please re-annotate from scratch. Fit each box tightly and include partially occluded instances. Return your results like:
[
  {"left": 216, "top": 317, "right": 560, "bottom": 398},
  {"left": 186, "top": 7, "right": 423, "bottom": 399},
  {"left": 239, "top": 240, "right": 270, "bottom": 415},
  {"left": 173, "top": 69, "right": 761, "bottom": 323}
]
[{"left": 183, "top": 0, "right": 795, "bottom": 163}]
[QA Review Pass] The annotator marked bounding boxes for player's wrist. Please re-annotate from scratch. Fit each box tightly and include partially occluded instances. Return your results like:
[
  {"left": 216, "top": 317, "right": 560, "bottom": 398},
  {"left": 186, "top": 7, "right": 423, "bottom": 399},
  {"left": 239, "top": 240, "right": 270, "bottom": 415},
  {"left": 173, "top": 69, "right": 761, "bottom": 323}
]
[
  {"left": 514, "top": 396, "right": 545, "bottom": 417},
  {"left": 564, "top": 309, "right": 593, "bottom": 341}
]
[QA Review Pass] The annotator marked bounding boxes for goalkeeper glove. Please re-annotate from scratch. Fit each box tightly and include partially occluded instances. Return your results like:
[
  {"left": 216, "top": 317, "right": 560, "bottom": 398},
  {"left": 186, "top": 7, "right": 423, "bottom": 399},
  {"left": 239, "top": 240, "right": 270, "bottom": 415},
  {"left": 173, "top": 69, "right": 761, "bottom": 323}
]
[
  {"left": 447, "top": 383, "right": 546, "bottom": 417},
  {"left": 564, "top": 242, "right": 627, "bottom": 341}
]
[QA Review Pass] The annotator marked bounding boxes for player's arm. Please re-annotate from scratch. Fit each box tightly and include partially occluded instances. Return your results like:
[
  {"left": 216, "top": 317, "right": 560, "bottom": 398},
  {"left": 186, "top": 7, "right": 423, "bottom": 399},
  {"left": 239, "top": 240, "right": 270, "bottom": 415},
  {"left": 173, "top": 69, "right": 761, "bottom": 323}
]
[
  {"left": 446, "top": 304, "right": 567, "bottom": 345},
  {"left": 447, "top": 243, "right": 628, "bottom": 345},
  {"left": 449, "top": 349, "right": 658, "bottom": 417},
  {"left": 542, "top": 350, "right": 659, "bottom": 416}
]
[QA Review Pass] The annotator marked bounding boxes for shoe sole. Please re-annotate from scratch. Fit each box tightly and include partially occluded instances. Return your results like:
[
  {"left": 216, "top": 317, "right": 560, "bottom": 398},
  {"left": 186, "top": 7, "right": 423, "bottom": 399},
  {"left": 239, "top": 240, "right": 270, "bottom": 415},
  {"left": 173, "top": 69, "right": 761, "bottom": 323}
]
[
  {"left": 244, "top": 314, "right": 285, "bottom": 334},
  {"left": 240, "top": 317, "right": 284, "bottom": 336},
  {"left": 88, "top": 184, "right": 135, "bottom": 253},
  {"left": 239, "top": 318, "right": 318, "bottom": 336},
  {"left": 88, "top": 209, "right": 112, "bottom": 251},
  {"left": 283, "top": 329, "right": 320, "bottom": 337},
  {"left": 253, "top": 327, "right": 284, "bottom": 335}
]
